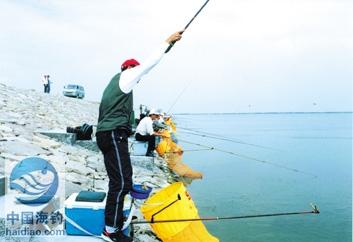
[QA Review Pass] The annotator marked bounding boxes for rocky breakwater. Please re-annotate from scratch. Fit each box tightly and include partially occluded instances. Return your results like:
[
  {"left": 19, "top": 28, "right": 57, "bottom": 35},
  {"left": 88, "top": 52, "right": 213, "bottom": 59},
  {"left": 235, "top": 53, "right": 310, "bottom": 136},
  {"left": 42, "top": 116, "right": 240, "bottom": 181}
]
[{"left": 0, "top": 83, "right": 173, "bottom": 242}]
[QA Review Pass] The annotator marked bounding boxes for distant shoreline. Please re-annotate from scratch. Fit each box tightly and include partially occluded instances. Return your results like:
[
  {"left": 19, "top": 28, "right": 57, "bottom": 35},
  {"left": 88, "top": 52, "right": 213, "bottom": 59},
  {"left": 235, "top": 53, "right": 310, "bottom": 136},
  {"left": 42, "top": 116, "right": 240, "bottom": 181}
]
[{"left": 174, "top": 111, "right": 353, "bottom": 115}]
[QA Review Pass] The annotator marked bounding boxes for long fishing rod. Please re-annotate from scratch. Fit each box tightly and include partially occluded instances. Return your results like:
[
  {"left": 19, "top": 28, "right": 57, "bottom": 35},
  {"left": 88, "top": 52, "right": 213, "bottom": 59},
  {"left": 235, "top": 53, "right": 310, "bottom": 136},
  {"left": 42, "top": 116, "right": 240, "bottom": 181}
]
[
  {"left": 131, "top": 204, "right": 320, "bottom": 224},
  {"left": 165, "top": 0, "right": 211, "bottom": 53},
  {"left": 179, "top": 139, "right": 318, "bottom": 178},
  {"left": 178, "top": 127, "right": 279, "bottom": 151},
  {"left": 164, "top": 0, "right": 211, "bottom": 116}
]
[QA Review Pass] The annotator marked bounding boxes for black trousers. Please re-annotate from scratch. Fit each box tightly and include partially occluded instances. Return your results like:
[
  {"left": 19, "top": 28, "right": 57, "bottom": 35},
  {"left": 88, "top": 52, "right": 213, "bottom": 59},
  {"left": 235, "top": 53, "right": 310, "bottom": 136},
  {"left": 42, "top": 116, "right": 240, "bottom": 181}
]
[
  {"left": 96, "top": 129, "right": 133, "bottom": 229},
  {"left": 44, "top": 84, "right": 50, "bottom": 93},
  {"left": 135, "top": 133, "right": 155, "bottom": 155}
]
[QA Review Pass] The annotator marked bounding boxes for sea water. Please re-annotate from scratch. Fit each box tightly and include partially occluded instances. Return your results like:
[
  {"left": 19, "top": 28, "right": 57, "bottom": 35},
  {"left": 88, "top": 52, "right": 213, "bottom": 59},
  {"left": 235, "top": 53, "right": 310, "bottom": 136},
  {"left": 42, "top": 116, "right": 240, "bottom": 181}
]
[{"left": 174, "top": 113, "right": 352, "bottom": 242}]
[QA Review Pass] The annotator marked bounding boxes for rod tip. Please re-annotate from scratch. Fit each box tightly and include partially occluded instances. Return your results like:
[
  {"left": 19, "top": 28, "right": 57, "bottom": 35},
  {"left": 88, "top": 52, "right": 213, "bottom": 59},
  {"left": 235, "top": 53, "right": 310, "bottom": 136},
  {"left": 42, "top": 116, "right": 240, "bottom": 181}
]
[{"left": 310, "top": 203, "right": 320, "bottom": 214}]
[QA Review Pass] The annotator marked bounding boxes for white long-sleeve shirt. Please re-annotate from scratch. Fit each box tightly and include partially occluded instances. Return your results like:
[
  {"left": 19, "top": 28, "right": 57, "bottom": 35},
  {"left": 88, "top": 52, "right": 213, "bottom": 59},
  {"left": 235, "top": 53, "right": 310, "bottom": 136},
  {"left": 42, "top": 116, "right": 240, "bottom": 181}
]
[
  {"left": 135, "top": 116, "right": 154, "bottom": 136},
  {"left": 42, "top": 75, "right": 49, "bottom": 85},
  {"left": 119, "top": 42, "right": 169, "bottom": 93}
]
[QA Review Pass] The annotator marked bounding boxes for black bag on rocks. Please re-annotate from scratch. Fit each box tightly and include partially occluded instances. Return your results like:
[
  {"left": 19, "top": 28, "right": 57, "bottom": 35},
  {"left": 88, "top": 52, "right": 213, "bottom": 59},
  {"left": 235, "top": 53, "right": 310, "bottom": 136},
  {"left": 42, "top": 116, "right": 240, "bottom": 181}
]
[{"left": 67, "top": 123, "right": 93, "bottom": 140}]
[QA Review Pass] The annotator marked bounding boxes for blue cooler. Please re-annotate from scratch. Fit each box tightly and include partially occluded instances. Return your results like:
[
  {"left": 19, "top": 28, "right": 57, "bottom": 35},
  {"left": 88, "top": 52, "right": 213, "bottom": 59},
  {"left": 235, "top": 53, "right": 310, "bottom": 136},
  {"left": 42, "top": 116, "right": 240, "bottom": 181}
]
[
  {"left": 65, "top": 192, "right": 106, "bottom": 236},
  {"left": 65, "top": 192, "right": 131, "bottom": 236}
]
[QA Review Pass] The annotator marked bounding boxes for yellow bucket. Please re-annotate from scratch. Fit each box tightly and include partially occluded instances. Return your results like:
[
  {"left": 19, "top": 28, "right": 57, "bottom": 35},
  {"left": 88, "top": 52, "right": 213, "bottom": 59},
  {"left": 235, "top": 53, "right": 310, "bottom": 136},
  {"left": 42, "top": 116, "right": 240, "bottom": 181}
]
[
  {"left": 164, "top": 221, "right": 219, "bottom": 242},
  {"left": 156, "top": 139, "right": 169, "bottom": 156},
  {"left": 141, "top": 182, "right": 199, "bottom": 239},
  {"left": 156, "top": 139, "right": 183, "bottom": 157}
]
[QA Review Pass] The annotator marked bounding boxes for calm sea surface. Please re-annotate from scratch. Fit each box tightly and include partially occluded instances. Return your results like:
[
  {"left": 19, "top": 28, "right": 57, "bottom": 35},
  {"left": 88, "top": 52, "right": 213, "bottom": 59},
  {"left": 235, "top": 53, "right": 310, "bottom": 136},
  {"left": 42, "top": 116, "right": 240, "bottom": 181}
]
[{"left": 174, "top": 113, "right": 352, "bottom": 242}]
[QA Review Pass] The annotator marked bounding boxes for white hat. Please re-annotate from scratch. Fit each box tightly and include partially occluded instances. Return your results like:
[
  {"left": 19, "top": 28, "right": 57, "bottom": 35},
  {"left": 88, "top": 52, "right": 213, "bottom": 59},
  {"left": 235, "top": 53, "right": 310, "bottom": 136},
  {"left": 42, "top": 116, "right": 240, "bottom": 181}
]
[
  {"left": 148, "top": 109, "right": 159, "bottom": 116},
  {"left": 156, "top": 109, "right": 164, "bottom": 116}
]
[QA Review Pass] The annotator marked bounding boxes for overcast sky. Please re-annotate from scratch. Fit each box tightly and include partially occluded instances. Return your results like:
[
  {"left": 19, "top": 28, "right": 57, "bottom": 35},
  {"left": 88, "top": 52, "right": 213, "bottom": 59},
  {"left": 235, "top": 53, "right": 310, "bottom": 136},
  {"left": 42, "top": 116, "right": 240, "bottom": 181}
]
[{"left": 0, "top": 0, "right": 352, "bottom": 113}]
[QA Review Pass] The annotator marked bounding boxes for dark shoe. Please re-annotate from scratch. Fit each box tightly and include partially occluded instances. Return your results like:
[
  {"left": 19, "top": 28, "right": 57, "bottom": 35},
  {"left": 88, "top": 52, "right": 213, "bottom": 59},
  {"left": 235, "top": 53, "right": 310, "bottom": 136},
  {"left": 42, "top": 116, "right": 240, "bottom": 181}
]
[{"left": 101, "top": 229, "right": 133, "bottom": 242}]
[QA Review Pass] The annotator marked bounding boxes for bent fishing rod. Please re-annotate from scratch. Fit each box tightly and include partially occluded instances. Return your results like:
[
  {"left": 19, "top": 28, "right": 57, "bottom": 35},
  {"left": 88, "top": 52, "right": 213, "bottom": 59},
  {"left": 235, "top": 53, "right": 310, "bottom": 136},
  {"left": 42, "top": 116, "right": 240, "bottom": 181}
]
[
  {"left": 131, "top": 204, "right": 320, "bottom": 224},
  {"left": 164, "top": 0, "right": 211, "bottom": 114},
  {"left": 165, "top": 0, "right": 211, "bottom": 53},
  {"left": 179, "top": 139, "right": 318, "bottom": 178}
]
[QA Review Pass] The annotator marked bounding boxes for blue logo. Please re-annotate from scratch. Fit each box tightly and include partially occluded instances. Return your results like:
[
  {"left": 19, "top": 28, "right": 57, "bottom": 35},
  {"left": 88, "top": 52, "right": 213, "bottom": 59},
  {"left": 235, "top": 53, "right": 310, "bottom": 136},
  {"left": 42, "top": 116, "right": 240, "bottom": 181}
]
[{"left": 9, "top": 157, "right": 59, "bottom": 206}]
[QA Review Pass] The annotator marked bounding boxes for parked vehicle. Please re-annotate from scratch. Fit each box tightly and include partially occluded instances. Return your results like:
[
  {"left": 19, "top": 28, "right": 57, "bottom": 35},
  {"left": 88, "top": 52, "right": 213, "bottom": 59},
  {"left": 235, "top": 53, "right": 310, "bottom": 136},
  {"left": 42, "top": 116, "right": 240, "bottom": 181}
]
[{"left": 63, "top": 84, "right": 85, "bottom": 99}]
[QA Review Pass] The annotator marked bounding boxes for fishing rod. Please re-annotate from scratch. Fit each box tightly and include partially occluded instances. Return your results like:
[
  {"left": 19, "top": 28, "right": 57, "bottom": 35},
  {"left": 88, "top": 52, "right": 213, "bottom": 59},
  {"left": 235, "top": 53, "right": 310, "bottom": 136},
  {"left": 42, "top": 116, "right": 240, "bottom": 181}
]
[
  {"left": 179, "top": 139, "right": 318, "bottom": 178},
  {"left": 165, "top": 0, "right": 211, "bottom": 53},
  {"left": 164, "top": 0, "right": 211, "bottom": 114},
  {"left": 178, "top": 127, "right": 279, "bottom": 151},
  {"left": 131, "top": 204, "right": 320, "bottom": 224}
]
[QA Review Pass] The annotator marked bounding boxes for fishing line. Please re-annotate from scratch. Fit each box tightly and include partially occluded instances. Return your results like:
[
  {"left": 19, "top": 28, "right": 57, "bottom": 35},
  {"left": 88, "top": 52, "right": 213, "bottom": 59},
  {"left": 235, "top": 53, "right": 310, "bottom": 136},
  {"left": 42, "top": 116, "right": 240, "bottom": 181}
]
[
  {"left": 178, "top": 128, "right": 279, "bottom": 151},
  {"left": 177, "top": 126, "right": 256, "bottom": 141},
  {"left": 165, "top": 148, "right": 214, "bottom": 154},
  {"left": 167, "top": 81, "right": 193, "bottom": 114},
  {"left": 178, "top": 125, "right": 251, "bottom": 140},
  {"left": 179, "top": 139, "right": 317, "bottom": 178},
  {"left": 165, "top": 0, "right": 211, "bottom": 113}
]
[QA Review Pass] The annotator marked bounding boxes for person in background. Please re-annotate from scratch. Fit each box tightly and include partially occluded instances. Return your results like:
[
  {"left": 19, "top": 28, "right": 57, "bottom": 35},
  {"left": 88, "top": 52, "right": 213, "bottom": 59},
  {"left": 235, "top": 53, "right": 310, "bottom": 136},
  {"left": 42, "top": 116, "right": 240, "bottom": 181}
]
[
  {"left": 96, "top": 30, "right": 183, "bottom": 242},
  {"left": 42, "top": 74, "right": 50, "bottom": 93},
  {"left": 46, "top": 75, "right": 51, "bottom": 93},
  {"left": 135, "top": 109, "right": 161, "bottom": 157}
]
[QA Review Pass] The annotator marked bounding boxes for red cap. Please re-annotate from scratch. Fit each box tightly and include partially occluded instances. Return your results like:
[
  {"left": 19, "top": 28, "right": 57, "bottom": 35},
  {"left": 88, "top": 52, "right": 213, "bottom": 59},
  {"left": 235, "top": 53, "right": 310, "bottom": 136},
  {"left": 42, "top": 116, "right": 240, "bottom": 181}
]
[{"left": 121, "top": 59, "right": 140, "bottom": 71}]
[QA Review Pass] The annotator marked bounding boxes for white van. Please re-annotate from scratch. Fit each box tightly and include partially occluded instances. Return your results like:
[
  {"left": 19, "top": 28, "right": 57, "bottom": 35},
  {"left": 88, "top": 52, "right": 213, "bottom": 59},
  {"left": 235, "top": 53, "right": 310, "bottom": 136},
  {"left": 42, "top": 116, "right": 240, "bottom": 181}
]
[{"left": 63, "top": 84, "right": 85, "bottom": 99}]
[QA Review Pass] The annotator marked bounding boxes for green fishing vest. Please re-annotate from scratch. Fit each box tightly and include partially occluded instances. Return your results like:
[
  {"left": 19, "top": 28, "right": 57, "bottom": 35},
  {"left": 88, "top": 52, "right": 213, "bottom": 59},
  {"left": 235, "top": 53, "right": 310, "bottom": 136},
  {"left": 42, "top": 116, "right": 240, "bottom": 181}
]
[{"left": 97, "top": 73, "right": 133, "bottom": 132}]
